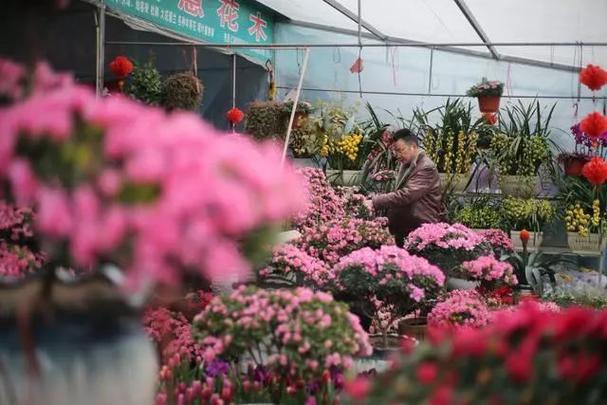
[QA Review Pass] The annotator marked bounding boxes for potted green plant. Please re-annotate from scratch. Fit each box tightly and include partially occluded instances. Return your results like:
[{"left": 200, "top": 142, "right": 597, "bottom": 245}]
[
  {"left": 244, "top": 100, "right": 285, "bottom": 140},
  {"left": 316, "top": 103, "right": 366, "bottom": 186},
  {"left": 491, "top": 101, "right": 555, "bottom": 197},
  {"left": 123, "top": 60, "right": 163, "bottom": 106},
  {"left": 450, "top": 195, "right": 506, "bottom": 231},
  {"left": 416, "top": 99, "right": 482, "bottom": 192},
  {"left": 503, "top": 197, "right": 556, "bottom": 249},
  {"left": 466, "top": 78, "right": 504, "bottom": 113},
  {"left": 558, "top": 159, "right": 607, "bottom": 252}
]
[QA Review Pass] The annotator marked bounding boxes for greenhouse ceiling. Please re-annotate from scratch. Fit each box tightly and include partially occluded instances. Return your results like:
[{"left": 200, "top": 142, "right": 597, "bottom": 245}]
[{"left": 258, "top": 0, "right": 607, "bottom": 70}]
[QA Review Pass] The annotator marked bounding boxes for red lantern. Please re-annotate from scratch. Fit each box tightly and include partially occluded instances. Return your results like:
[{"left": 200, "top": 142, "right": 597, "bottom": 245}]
[
  {"left": 580, "top": 112, "right": 607, "bottom": 139},
  {"left": 226, "top": 107, "right": 245, "bottom": 124},
  {"left": 582, "top": 157, "right": 607, "bottom": 186},
  {"left": 109, "top": 56, "right": 133, "bottom": 79},
  {"left": 579, "top": 64, "right": 607, "bottom": 92}
]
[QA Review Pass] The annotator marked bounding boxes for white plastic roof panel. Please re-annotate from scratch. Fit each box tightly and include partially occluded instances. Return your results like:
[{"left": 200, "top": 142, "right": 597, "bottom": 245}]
[
  {"left": 255, "top": 0, "right": 372, "bottom": 34},
  {"left": 465, "top": 0, "right": 607, "bottom": 66},
  {"left": 257, "top": 0, "right": 607, "bottom": 68}
]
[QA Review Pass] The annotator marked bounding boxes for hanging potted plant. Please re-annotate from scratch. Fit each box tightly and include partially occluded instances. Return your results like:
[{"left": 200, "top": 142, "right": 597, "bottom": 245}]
[
  {"left": 281, "top": 100, "right": 313, "bottom": 129},
  {"left": 467, "top": 78, "right": 504, "bottom": 113},
  {"left": 491, "top": 101, "right": 555, "bottom": 197},
  {"left": 0, "top": 59, "right": 304, "bottom": 405},
  {"left": 416, "top": 99, "right": 482, "bottom": 193}
]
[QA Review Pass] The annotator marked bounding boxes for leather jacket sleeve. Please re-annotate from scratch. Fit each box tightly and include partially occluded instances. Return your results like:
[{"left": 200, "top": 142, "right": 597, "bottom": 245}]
[{"left": 372, "top": 166, "right": 436, "bottom": 209}]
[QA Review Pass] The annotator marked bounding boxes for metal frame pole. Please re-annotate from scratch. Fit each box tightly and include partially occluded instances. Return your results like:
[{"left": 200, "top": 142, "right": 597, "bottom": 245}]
[
  {"left": 95, "top": 4, "right": 106, "bottom": 97},
  {"left": 232, "top": 54, "right": 237, "bottom": 109},
  {"left": 280, "top": 48, "right": 310, "bottom": 168}
]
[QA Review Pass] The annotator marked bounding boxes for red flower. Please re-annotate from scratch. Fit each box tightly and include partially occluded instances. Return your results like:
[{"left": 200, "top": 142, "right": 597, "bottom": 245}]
[
  {"left": 582, "top": 157, "right": 607, "bottom": 185},
  {"left": 519, "top": 229, "right": 530, "bottom": 247},
  {"left": 226, "top": 107, "right": 245, "bottom": 124},
  {"left": 579, "top": 64, "right": 607, "bottom": 91},
  {"left": 580, "top": 112, "right": 607, "bottom": 138},
  {"left": 344, "top": 376, "right": 370, "bottom": 400},
  {"left": 482, "top": 112, "right": 497, "bottom": 125},
  {"left": 109, "top": 56, "right": 133, "bottom": 79},
  {"left": 505, "top": 351, "right": 532, "bottom": 382},
  {"left": 416, "top": 361, "right": 438, "bottom": 385}
]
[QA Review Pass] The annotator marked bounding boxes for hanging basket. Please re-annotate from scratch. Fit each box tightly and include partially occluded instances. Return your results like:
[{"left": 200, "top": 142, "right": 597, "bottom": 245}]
[{"left": 477, "top": 95, "right": 501, "bottom": 113}]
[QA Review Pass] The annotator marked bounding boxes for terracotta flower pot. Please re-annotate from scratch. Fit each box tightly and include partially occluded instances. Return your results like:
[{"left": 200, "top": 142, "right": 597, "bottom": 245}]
[
  {"left": 397, "top": 317, "right": 427, "bottom": 341},
  {"left": 477, "top": 95, "right": 501, "bottom": 113}
]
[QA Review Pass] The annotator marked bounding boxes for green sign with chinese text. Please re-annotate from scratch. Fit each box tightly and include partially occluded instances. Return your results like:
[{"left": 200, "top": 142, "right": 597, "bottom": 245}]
[{"left": 104, "top": 0, "right": 274, "bottom": 63}]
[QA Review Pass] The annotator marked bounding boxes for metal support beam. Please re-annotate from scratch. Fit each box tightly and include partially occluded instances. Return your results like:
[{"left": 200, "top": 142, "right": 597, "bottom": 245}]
[
  {"left": 320, "top": 0, "right": 387, "bottom": 41},
  {"left": 95, "top": 3, "right": 105, "bottom": 97},
  {"left": 453, "top": 0, "right": 500, "bottom": 60},
  {"left": 276, "top": 85, "right": 607, "bottom": 100},
  {"left": 106, "top": 38, "right": 587, "bottom": 73}
]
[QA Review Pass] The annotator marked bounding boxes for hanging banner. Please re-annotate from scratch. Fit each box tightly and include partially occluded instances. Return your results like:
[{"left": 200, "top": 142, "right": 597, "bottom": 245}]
[{"left": 104, "top": 0, "right": 274, "bottom": 63}]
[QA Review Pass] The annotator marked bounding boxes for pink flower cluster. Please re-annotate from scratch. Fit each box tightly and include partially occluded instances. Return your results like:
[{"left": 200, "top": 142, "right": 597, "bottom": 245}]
[
  {"left": 0, "top": 58, "right": 73, "bottom": 103},
  {"left": 462, "top": 255, "right": 518, "bottom": 286},
  {"left": 428, "top": 290, "right": 490, "bottom": 328},
  {"left": 371, "top": 170, "right": 396, "bottom": 183},
  {"left": 335, "top": 245, "right": 445, "bottom": 290},
  {"left": 259, "top": 243, "right": 334, "bottom": 288},
  {"left": 0, "top": 201, "right": 45, "bottom": 278},
  {"left": 293, "top": 168, "right": 344, "bottom": 229},
  {"left": 404, "top": 222, "right": 484, "bottom": 252},
  {"left": 193, "top": 286, "right": 372, "bottom": 381},
  {"left": 296, "top": 217, "right": 393, "bottom": 265},
  {"left": 0, "top": 60, "right": 305, "bottom": 287},
  {"left": 479, "top": 229, "right": 514, "bottom": 253}
]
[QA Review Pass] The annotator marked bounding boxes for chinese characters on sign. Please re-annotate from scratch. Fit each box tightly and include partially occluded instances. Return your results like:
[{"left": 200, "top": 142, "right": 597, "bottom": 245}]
[
  {"left": 217, "top": 0, "right": 240, "bottom": 32},
  {"left": 104, "top": 0, "right": 274, "bottom": 63},
  {"left": 178, "top": 0, "right": 204, "bottom": 17},
  {"left": 248, "top": 12, "right": 268, "bottom": 42}
]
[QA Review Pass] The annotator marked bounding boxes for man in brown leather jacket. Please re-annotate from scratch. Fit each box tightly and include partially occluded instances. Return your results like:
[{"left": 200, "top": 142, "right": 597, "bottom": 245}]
[{"left": 372, "top": 129, "right": 445, "bottom": 247}]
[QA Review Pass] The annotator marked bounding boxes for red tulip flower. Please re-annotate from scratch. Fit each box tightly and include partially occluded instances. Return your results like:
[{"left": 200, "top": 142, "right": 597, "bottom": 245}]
[
  {"left": 580, "top": 112, "right": 607, "bottom": 139},
  {"left": 579, "top": 64, "right": 607, "bottom": 92},
  {"left": 582, "top": 157, "right": 607, "bottom": 186},
  {"left": 226, "top": 107, "right": 245, "bottom": 124},
  {"left": 519, "top": 229, "right": 530, "bottom": 248},
  {"left": 109, "top": 56, "right": 133, "bottom": 79}
]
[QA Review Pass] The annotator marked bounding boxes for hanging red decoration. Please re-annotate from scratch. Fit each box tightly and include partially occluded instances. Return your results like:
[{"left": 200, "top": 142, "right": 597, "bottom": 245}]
[
  {"left": 226, "top": 107, "right": 245, "bottom": 124},
  {"left": 579, "top": 112, "right": 607, "bottom": 138},
  {"left": 350, "top": 57, "right": 364, "bottom": 74},
  {"left": 109, "top": 56, "right": 134, "bottom": 79},
  {"left": 579, "top": 64, "right": 607, "bottom": 92},
  {"left": 582, "top": 157, "right": 607, "bottom": 186},
  {"left": 482, "top": 112, "right": 497, "bottom": 125}
]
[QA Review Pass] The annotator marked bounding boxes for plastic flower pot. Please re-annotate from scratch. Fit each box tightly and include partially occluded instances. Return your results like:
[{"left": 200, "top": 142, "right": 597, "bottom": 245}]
[
  {"left": 511, "top": 230, "right": 543, "bottom": 249},
  {"left": 562, "top": 155, "right": 591, "bottom": 177},
  {"left": 477, "top": 95, "right": 501, "bottom": 113},
  {"left": 0, "top": 273, "right": 157, "bottom": 405},
  {"left": 439, "top": 172, "right": 470, "bottom": 193},
  {"left": 499, "top": 175, "right": 538, "bottom": 197},
  {"left": 326, "top": 169, "right": 362, "bottom": 186},
  {"left": 567, "top": 232, "right": 606, "bottom": 252}
]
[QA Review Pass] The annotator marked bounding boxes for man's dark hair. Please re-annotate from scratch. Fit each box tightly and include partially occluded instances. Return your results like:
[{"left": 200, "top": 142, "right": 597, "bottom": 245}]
[{"left": 393, "top": 128, "right": 418, "bottom": 145}]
